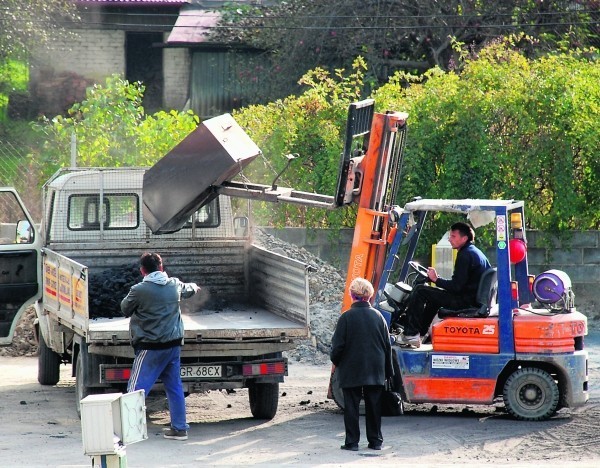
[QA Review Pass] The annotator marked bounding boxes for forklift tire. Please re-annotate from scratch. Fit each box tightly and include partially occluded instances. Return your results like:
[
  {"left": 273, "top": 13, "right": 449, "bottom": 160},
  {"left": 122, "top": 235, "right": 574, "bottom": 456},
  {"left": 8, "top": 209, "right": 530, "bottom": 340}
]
[
  {"left": 503, "top": 367, "right": 560, "bottom": 421},
  {"left": 248, "top": 382, "right": 279, "bottom": 419},
  {"left": 38, "top": 333, "right": 61, "bottom": 386},
  {"left": 331, "top": 367, "right": 385, "bottom": 413}
]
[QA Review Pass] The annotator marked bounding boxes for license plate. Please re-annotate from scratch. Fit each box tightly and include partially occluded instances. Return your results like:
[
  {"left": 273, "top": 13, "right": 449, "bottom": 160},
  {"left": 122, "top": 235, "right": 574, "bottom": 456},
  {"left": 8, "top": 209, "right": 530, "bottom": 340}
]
[{"left": 180, "top": 365, "right": 222, "bottom": 379}]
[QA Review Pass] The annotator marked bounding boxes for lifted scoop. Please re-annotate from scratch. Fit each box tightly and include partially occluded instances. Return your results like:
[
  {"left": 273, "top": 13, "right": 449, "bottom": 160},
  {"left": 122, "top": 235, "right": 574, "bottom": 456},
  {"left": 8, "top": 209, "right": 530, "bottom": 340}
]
[{"left": 143, "top": 114, "right": 261, "bottom": 234}]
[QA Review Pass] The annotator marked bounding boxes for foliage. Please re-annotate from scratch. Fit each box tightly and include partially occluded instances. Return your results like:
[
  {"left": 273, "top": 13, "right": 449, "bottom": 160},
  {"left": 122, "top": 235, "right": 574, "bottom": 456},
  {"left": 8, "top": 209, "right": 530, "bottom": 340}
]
[
  {"left": 0, "top": 59, "right": 28, "bottom": 121},
  {"left": 373, "top": 37, "right": 600, "bottom": 234},
  {"left": 215, "top": 0, "right": 599, "bottom": 91},
  {"left": 233, "top": 58, "right": 368, "bottom": 227},
  {"left": 233, "top": 39, "right": 599, "bottom": 241},
  {"left": 33, "top": 75, "right": 199, "bottom": 177},
  {"left": 0, "top": 0, "right": 79, "bottom": 60}
]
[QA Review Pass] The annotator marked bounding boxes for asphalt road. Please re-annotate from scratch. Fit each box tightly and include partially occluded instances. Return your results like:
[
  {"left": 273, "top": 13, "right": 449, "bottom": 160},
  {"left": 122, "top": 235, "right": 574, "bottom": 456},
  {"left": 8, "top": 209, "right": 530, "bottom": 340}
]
[{"left": 0, "top": 332, "right": 599, "bottom": 467}]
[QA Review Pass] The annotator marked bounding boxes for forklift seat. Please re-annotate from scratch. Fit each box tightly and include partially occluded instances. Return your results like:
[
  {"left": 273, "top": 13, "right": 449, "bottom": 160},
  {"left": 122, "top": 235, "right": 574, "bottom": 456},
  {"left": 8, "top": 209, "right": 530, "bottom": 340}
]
[{"left": 437, "top": 268, "right": 498, "bottom": 319}]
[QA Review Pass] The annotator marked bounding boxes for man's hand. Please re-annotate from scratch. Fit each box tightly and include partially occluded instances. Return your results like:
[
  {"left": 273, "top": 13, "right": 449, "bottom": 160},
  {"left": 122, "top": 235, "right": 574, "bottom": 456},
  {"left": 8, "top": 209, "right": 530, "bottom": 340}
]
[{"left": 427, "top": 267, "right": 438, "bottom": 283}]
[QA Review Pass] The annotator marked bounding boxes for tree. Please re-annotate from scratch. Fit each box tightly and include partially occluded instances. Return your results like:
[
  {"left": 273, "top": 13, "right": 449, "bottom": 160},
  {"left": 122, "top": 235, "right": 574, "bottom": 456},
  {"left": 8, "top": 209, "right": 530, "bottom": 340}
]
[
  {"left": 216, "top": 0, "right": 599, "bottom": 90},
  {"left": 0, "top": 0, "right": 79, "bottom": 60},
  {"left": 375, "top": 37, "right": 600, "bottom": 232}
]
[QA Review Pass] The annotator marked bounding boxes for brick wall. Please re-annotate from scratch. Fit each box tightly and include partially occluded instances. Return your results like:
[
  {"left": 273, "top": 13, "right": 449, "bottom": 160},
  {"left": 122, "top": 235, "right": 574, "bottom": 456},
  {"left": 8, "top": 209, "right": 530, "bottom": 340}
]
[
  {"left": 163, "top": 42, "right": 191, "bottom": 110},
  {"left": 31, "top": 30, "right": 125, "bottom": 81},
  {"left": 30, "top": 30, "right": 191, "bottom": 111}
]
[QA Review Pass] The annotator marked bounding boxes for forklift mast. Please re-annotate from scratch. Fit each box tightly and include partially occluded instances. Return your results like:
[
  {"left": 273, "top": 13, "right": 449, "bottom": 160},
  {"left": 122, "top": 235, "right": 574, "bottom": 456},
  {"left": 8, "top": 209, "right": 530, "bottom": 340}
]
[{"left": 335, "top": 101, "right": 408, "bottom": 311}]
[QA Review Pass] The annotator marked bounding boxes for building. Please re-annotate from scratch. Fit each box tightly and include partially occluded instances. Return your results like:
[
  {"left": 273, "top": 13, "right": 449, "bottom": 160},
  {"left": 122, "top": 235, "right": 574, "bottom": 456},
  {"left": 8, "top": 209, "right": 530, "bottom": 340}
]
[{"left": 29, "top": 0, "right": 271, "bottom": 118}]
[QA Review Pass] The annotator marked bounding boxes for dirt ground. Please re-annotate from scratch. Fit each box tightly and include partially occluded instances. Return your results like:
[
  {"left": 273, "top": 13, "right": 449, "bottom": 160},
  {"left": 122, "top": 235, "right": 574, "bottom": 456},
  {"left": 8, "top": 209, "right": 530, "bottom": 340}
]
[{"left": 1, "top": 333, "right": 599, "bottom": 468}]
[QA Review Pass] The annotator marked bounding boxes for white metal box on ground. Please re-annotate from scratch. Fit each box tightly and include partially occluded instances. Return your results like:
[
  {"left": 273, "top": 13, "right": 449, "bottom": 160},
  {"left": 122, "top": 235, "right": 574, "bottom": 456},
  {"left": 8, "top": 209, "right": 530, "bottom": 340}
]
[{"left": 80, "top": 391, "right": 147, "bottom": 456}]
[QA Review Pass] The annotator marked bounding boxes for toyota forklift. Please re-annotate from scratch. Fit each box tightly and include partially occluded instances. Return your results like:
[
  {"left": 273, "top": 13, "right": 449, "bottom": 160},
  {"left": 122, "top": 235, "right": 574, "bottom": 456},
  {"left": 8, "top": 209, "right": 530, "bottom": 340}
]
[{"left": 327, "top": 102, "right": 589, "bottom": 421}]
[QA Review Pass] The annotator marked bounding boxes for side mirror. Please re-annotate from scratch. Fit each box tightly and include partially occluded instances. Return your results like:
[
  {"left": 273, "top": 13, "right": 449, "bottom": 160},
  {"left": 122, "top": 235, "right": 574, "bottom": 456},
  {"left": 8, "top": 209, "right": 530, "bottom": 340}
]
[
  {"left": 233, "top": 216, "right": 249, "bottom": 238},
  {"left": 16, "top": 219, "right": 33, "bottom": 244}
]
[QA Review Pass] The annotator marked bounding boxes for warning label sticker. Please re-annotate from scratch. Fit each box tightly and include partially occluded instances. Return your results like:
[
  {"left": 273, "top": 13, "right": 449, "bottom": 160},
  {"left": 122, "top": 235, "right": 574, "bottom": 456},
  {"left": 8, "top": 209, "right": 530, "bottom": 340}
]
[{"left": 432, "top": 355, "right": 470, "bottom": 370}]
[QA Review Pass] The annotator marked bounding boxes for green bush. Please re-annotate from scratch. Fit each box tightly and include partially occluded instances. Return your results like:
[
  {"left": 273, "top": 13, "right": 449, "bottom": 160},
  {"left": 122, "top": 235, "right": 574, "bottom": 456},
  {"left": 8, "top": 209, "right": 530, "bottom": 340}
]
[
  {"left": 0, "top": 59, "right": 29, "bottom": 122},
  {"left": 233, "top": 58, "right": 368, "bottom": 227},
  {"left": 374, "top": 39, "right": 600, "bottom": 232},
  {"left": 33, "top": 75, "right": 199, "bottom": 177}
]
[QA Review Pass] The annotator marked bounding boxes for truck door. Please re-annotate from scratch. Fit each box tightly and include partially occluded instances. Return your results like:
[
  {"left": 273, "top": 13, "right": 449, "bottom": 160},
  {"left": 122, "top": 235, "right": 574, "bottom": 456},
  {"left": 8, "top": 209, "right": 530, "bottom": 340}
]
[{"left": 0, "top": 189, "right": 42, "bottom": 345}]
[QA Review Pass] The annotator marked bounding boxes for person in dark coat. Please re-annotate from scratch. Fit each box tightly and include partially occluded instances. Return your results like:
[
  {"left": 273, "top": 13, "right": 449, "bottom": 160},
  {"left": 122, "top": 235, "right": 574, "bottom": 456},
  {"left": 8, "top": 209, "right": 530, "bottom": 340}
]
[{"left": 330, "top": 277, "right": 394, "bottom": 451}]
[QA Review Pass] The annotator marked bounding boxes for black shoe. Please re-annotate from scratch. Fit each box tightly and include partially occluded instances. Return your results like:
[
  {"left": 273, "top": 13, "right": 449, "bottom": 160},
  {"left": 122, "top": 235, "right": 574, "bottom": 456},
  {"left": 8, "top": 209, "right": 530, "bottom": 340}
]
[
  {"left": 368, "top": 444, "right": 382, "bottom": 450},
  {"left": 340, "top": 444, "right": 359, "bottom": 451}
]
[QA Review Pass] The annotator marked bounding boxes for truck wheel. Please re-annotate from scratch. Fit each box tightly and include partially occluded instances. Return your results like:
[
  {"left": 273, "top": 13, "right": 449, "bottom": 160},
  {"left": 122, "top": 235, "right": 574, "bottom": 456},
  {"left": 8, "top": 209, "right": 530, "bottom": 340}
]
[
  {"left": 38, "top": 333, "right": 60, "bottom": 386},
  {"left": 75, "top": 352, "right": 101, "bottom": 419},
  {"left": 330, "top": 367, "right": 345, "bottom": 410},
  {"left": 503, "top": 367, "right": 559, "bottom": 421},
  {"left": 248, "top": 382, "right": 279, "bottom": 419}
]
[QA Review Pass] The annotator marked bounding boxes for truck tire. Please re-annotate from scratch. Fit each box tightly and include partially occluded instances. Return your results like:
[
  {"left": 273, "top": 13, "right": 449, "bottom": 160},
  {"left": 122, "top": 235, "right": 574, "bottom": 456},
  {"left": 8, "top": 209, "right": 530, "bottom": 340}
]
[
  {"left": 330, "top": 367, "right": 345, "bottom": 410},
  {"left": 38, "top": 333, "right": 60, "bottom": 386},
  {"left": 248, "top": 382, "right": 279, "bottom": 419},
  {"left": 75, "top": 351, "right": 102, "bottom": 419},
  {"left": 503, "top": 367, "right": 560, "bottom": 421}
]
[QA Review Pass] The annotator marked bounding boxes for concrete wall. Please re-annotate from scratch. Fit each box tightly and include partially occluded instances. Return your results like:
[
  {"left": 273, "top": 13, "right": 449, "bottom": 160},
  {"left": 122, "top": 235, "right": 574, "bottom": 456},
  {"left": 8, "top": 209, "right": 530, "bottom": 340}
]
[{"left": 261, "top": 227, "right": 599, "bottom": 315}]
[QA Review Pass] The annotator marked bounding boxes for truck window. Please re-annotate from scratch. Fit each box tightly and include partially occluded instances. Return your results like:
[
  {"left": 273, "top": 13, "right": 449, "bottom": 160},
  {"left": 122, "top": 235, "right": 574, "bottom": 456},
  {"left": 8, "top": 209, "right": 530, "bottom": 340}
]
[
  {"left": 68, "top": 194, "right": 139, "bottom": 231},
  {"left": 184, "top": 198, "right": 220, "bottom": 229},
  {"left": 0, "top": 192, "right": 33, "bottom": 244}
]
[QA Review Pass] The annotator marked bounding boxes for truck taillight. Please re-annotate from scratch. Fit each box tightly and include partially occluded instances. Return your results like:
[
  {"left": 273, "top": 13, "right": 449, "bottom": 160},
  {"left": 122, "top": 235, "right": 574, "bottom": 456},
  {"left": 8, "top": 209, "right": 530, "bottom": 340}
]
[
  {"left": 104, "top": 368, "right": 131, "bottom": 382},
  {"left": 511, "top": 281, "right": 519, "bottom": 300},
  {"left": 243, "top": 362, "right": 286, "bottom": 377}
]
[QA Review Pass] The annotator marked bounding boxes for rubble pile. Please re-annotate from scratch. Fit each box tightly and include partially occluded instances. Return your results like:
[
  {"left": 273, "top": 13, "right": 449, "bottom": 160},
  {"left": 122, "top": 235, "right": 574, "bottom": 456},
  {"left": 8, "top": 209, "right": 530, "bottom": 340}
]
[{"left": 0, "top": 306, "right": 37, "bottom": 357}]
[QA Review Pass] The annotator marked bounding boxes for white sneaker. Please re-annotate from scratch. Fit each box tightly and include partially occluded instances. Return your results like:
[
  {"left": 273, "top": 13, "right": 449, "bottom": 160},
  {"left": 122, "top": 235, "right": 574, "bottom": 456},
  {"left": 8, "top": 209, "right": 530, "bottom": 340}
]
[{"left": 398, "top": 333, "right": 421, "bottom": 348}]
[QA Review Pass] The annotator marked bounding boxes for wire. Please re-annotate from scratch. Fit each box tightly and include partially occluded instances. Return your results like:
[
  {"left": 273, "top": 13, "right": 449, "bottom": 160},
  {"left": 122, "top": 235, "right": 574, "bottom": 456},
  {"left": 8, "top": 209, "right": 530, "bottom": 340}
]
[
  {"left": 60, "top": 8, "right": 600, "bottom": 21},
  {"left": 2, "top": 17, "right": 597, "bottom": 31}
]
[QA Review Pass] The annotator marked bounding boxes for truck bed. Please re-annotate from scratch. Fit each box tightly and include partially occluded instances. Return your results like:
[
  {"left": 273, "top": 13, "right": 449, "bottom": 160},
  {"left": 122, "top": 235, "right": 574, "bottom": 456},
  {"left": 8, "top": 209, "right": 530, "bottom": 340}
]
[
  {"left": 87, "top": 305, "right": 307, "bottom": 343},
  {"left": 42, "top": 241, "right": 310, "bottom": 351}
]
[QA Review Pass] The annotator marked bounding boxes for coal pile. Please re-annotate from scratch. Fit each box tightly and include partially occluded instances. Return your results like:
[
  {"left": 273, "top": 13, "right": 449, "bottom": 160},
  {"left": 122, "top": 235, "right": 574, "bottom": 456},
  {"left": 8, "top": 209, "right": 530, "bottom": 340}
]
[{"left": 88, "top": 264, "right": 141, "bottom": 319}]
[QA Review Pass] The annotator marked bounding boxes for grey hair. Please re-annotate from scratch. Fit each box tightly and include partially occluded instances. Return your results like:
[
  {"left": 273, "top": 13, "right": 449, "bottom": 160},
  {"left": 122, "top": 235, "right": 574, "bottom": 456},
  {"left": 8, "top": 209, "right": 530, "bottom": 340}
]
[{"left": 349, "top": 277, "right": 374, "bottom": 300}]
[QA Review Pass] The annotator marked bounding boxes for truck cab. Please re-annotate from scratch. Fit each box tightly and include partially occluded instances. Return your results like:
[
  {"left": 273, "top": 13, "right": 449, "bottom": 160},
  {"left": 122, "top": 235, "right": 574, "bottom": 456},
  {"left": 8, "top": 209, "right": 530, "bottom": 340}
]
[{"left": 0, "top": 189, "right": 42, "bottom": 345}]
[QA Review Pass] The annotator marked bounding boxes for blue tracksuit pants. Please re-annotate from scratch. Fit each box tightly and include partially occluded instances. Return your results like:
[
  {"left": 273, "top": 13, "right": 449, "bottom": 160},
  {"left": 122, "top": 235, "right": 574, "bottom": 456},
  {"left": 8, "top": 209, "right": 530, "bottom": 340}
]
[{"left": 128, "top": 346, "right": 188, "bottom": 431}]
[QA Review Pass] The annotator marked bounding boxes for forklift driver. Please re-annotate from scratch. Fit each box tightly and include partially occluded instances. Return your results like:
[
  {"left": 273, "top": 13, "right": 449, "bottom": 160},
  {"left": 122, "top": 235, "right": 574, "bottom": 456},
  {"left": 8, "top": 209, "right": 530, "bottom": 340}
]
[{"left": 397, "top": 222, "right": 492, "bottom": 348}]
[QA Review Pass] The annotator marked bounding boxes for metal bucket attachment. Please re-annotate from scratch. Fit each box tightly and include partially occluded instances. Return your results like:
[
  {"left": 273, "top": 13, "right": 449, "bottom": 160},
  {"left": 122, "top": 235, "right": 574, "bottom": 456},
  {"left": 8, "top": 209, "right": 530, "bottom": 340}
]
[{"left": 143, "top": 114, "right": 261, "bottom": 234}]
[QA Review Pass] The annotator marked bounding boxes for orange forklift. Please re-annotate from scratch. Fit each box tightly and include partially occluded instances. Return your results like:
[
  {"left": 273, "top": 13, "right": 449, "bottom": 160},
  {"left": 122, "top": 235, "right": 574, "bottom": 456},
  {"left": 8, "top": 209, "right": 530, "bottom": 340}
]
[{"left": 328, "top": 100, "right": 589, "bottom": 421}]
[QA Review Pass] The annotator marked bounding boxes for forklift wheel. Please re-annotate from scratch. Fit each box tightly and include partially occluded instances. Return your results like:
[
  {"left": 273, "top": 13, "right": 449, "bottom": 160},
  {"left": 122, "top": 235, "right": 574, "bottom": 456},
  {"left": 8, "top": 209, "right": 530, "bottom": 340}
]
[{"left": 503, "top": 367, "right": 559, "bottom": 421}]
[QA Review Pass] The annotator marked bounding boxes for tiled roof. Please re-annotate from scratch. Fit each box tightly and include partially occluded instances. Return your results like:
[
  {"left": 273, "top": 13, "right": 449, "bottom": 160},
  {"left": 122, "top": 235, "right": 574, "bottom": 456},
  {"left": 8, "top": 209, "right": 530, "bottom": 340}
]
[{"left": 167, "top": 7, "right": 221, "bottom": 44}]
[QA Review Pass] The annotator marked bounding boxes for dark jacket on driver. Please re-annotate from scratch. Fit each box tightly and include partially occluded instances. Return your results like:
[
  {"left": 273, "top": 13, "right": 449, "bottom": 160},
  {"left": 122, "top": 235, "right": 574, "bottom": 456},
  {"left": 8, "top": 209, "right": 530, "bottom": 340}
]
[{"left": 435, "top": 241, "right": 491, "bottom": 303}]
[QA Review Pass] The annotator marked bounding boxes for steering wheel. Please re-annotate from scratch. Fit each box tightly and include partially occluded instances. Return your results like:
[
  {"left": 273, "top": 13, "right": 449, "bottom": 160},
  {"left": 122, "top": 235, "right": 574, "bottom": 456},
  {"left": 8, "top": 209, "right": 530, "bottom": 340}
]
[{"left": 408, "top": 261, "right": 429, "bottom": 278}]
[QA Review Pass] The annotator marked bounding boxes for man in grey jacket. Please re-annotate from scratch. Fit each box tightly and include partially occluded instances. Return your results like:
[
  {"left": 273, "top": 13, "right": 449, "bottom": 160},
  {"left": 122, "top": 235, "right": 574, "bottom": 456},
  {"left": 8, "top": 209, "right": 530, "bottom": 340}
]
[
  {"left": 330, "top": 277, "right": 394, "bottom": 451},
  {"left": 121, "top": 252, "right": 200, "bottom": 441}
]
